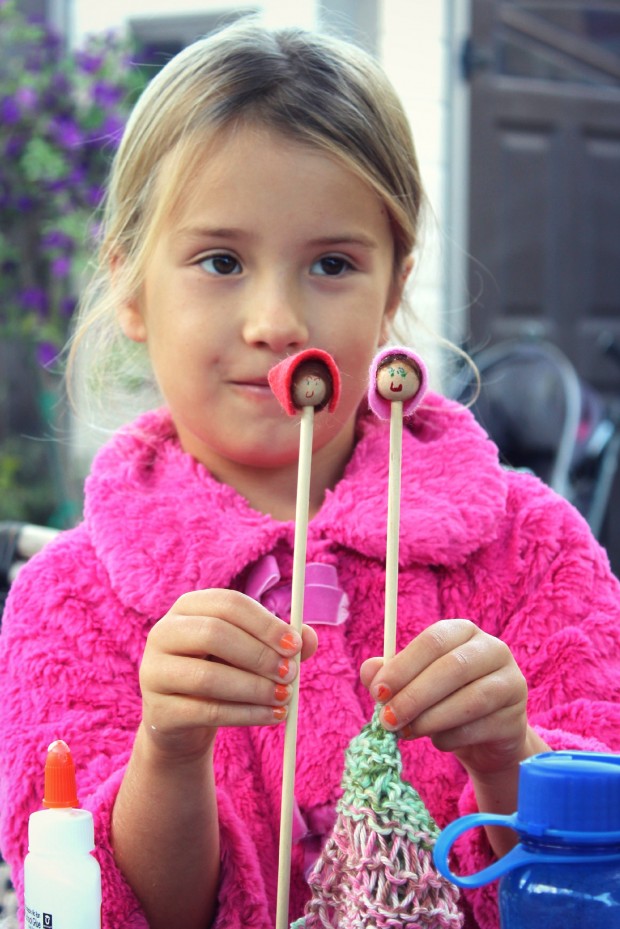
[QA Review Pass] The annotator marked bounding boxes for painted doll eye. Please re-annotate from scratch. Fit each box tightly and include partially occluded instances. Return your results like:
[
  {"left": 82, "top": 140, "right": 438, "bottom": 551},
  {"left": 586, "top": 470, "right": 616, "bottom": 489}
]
[{"left": 200, "top": 253, "right": 241, "bottom": 275}]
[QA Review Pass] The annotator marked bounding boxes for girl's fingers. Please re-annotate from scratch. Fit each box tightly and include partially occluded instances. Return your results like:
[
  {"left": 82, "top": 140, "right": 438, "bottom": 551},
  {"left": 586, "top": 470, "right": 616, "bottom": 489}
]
[
  {"left": 150, "top": 652, "right": 294, "bottom": 707},
  {"left": 362, "top": 619, "right": 527, "bottom": 742},
  {"left": 152, "top": 589, "right": 304, "bottom": 658},
  {"left": 140, "top": 589, "right": 319, "bottom": 736},
  {"left": 392, "top": 667, "right": 526, "bottom": 739},
  {"left": 364, "top": 619, "right": 496, "bottom": 717},
  {"left": 145, "top": 590, "right": 317, "bottom": 679},
  {"left": 145, "top": 691, "right": 290, "bottom": 732},
  {"left": 378, "top": 636, "right": 515, "bottom": 730},
  {"left": 369, "top": 619, "right": 482, "bottom": 702}
]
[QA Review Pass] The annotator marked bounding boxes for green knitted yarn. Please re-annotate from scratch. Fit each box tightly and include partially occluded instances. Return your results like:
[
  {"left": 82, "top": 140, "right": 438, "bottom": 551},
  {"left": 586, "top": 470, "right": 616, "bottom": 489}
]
[{"left": 291, "top": 709, "right": 463, "bottom": 928}]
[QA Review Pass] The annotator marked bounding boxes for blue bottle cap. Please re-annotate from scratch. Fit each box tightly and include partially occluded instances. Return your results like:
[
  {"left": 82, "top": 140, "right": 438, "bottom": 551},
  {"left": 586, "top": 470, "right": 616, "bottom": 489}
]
[{"left": 515, "top": 751, "right": 620, "bottom": 843}]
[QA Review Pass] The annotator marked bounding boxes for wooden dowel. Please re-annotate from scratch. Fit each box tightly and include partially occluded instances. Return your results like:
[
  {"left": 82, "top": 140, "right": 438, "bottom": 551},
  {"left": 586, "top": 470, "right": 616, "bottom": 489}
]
[
  {"left": 384, "top": 399, "right": 403, "bottom": 660},
  {"left": 275, "top": 404, "right": 314, "bottom": 929}
]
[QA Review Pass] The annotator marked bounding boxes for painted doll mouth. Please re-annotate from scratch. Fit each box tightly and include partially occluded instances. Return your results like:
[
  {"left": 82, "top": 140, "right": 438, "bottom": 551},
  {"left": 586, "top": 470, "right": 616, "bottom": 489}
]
[{"left": 389, "top": 383, "right": 403, "bottom": 393}]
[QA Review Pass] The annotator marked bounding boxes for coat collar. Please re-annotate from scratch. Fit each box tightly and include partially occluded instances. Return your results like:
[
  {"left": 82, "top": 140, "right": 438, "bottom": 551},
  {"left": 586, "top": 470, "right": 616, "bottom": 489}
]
[{"left": 84, "top": 394, "right": 507, "bottom": 617}]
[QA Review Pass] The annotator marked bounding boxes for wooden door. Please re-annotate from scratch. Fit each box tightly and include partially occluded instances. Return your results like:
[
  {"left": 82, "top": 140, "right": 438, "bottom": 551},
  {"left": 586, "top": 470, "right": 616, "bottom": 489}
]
[{"left": 465, "top": 0, "right": 620, "bottom": 572}]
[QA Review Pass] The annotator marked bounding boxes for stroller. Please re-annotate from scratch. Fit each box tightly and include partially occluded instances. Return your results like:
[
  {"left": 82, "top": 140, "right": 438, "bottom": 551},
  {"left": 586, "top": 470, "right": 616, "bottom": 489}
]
[{"left": 449, "top": 336, "right": 620, "bottom": 541}]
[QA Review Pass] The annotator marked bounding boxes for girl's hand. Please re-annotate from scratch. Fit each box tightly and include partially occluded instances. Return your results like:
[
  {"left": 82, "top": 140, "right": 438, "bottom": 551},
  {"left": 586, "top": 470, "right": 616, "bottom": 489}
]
[
  {"left": 360, "top": 619, "right": 531, "bottom": 779},
  {"left": 139, "top": 588, "right": 318, "bottom": 761}
]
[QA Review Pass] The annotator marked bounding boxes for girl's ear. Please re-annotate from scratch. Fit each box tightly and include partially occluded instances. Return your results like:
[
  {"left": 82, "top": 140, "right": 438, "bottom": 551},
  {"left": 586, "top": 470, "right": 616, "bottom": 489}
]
[
  {"left": 381, "top": 256, "right": 414, "bottom": 342},
  {"left": 117, "top": 295, "right": 148, "bottom": 344},
  {"left": 111, "top": 254, "right": 148, "bottom": 344}
]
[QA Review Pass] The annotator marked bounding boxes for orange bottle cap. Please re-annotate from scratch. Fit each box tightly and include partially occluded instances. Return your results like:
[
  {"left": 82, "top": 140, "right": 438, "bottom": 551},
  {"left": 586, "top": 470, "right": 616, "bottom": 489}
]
[{"left": 43, "top": 740, "right": 79, "bottom": 809}]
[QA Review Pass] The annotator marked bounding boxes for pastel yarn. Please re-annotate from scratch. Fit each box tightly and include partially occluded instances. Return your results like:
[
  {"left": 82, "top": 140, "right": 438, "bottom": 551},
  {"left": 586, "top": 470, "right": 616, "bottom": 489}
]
[{"left": 291, "top": 709, "right": 463, "bottom": 928}]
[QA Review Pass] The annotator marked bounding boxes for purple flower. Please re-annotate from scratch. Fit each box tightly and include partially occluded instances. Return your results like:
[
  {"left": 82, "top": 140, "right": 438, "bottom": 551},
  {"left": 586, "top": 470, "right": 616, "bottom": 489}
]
[
  {"left": 42, "top": 230, "right": 74, "bottom": 252},
  {"left": 76, "top": 50, "right": 105, "bottom": 74},
  {"left": 91, "top": 81, "right": 123, "bottom": 107},
  {"left": 36, "top": 340, "right": 60, "bottom": 369},
  {"left": 49, "top": 72, "right": 71, "bottom": 95},
  {"left": 60, "top": 296, "right": 76, "bottom": 318},
  {"left": 5, "top": 135, "right": 26, "bottom": 158},
  {"left": 16, "top": 195, "right": 36, "bottom": 212},
  {"left": 100, "top": 112, "right": 125, "bottom": 142},
  {"left": 15, "top": 87, "right": 38, "bottom": 111},
  {"left": 20, "top": 287, "right": 49, "bottom": 318},
  {"left": 1, "top": 97, "right": 21, "bottom": 124},
  {"left": 50, "top": 116, "right": 82, "bottom": 148},
  {"left": 51, "top": 256, "right": 71, "bottom": 278},
  {"left": 86, "top": 184, "right": 104, "bottom": 207}
]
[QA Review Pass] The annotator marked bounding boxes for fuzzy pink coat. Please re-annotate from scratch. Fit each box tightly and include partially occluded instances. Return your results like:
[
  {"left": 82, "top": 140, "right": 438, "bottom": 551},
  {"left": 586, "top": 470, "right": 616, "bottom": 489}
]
[{"left": 1, "top": 394, "right": 619, "bottom": 929}]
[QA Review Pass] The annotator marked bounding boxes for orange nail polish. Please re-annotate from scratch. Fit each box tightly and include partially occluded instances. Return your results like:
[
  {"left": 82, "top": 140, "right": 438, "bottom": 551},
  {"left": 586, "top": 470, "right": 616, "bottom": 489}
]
[
  {"left": 383, "top": 705, "right": 398, "bottom": 728},
  {"left": 375, "top": 683, "right": 392, "bottom": 704},
  {"left": 278, "top": 659, "right": 290, "bottom": 679},
  {"left": 274, "top": 684, "right": 289, "bottom": 703},
  {"left": 273, "top": 706, "right": 288, "bottom": 721},
  {"left": 279, "top": 631, "right": 300, "bottom": 652}
]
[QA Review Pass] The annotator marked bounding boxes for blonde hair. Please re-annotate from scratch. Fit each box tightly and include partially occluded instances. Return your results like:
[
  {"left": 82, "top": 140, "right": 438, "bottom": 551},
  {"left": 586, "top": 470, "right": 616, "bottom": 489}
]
[{"left": 68, "top": 18, "right": 425, "bottom": 412}]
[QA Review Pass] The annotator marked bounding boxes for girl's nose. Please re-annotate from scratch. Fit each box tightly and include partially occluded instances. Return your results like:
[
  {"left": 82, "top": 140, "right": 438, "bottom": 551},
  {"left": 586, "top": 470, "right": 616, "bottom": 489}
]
[{"left": 242, "top": 280, "right": 309, "bottom": 353}]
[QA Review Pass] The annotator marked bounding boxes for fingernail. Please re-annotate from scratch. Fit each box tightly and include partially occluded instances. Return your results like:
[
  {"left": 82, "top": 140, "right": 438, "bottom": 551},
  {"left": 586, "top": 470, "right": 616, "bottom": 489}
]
[
  {"left": 374, "top": 683, "right": 392, "bottom": 704},
  {"left": 273, "top": 706, "right": 288, "bottom": 721},
  {"left": 277, "top": 658, "right": 290, "bottom": 679},
  {"left": 279, "top": 631, "right": 301, "bottom": 652},
  {"left": 399, "top": 723, "right": 415, "bottom": 740},
  {"left": 274, "top": 684, "right": 290, "bottom": 703},
  {"left": 382, "top": 704, "right": 398, "bottom": 729}
]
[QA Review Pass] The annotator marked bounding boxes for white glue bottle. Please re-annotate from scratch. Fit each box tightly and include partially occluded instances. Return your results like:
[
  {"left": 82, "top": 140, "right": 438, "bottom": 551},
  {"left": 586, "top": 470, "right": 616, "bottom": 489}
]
[{"left": 24, "top": 740, "right": 102, "bottom": 929}]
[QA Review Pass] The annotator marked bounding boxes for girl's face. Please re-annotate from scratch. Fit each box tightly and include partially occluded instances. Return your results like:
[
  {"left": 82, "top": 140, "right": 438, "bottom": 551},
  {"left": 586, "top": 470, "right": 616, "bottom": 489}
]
[{"left": 119, "top": 125, "right": 409, "bottom": 514}]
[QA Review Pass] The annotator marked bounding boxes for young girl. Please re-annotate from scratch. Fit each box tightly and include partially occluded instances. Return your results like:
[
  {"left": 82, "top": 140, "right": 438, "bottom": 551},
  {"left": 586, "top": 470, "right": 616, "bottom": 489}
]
[{"left": 1, "top": 18, "right": 619, "bottom": 929}]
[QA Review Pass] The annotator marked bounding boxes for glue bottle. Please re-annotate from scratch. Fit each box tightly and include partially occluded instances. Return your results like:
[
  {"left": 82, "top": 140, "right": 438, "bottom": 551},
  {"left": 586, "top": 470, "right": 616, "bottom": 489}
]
[
  {"left": 434, "top": 751, "right": 620, "bottom": 928},
  {"left": 24, "top": 740, "right": 102, "bottom": 929}
]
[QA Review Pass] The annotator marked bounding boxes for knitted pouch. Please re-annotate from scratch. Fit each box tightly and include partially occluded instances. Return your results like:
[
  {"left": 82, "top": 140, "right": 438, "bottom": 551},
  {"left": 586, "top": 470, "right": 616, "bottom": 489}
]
[{"left": 291, "top": 709, "right": 463, "bottom": 928}]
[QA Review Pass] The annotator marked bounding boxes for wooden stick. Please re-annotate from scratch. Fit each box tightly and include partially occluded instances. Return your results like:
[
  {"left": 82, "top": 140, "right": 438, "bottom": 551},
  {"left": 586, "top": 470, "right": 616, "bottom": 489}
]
[
  {"left": 268, "top": 350, "right": 340, "bottom": 928},
  {"left": 276, "top": 404, "right": 314, "bottom": 929},
  {"left": 384, "top": 399, "right": 403, "bottom": 660},
  {"left": 369, "top": 349, "right": 427, "bottom": 662}
]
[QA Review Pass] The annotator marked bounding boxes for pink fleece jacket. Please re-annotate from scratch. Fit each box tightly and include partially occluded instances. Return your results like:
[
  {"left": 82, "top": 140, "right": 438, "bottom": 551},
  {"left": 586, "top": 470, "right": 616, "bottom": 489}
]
[{"left": 1, "top": 394, "right": 619, "bottom": 929}]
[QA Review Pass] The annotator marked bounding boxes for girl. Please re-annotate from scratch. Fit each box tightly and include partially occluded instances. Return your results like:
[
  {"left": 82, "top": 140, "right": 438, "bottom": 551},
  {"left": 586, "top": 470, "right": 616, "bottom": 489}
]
[{"left": 1, "top": 19, "right": 619, "bottom": 929}]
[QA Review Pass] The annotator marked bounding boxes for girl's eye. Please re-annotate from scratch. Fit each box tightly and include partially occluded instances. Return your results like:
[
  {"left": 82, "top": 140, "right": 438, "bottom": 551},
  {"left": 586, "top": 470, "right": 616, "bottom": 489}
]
[
  {"left": 311, "top": 255, "right": 353, "bottom": 277},
  {"left": 199, "top": 253, "right": 241, "bottom": 276}
]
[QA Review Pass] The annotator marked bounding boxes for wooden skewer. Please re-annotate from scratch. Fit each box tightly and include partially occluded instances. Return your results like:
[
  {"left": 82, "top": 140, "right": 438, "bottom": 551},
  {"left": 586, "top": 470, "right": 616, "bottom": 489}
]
[
  {"left": 372, "top": 350, "right": 427, "bottom": 661},
  {"left": 276, "top": 401, "right": 314, "bottom": 929},
  {"left": 384, "top": 399, "right": 403, "bottom": 660},
  {"left": 269, "top": 355, "right": 337, "bottom": 929}
]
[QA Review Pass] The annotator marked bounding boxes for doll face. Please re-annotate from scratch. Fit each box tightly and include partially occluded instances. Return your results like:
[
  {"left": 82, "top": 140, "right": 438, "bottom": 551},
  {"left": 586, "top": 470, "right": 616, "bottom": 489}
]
[
  {"left": 118, "top": 124, "right": 410, "bottom": 513},
  {"left": 376, "top": 358, "right": 421, "bottom": 402},
  {"left": 291, "top": 361, "right": 331, "bottom": 409}
]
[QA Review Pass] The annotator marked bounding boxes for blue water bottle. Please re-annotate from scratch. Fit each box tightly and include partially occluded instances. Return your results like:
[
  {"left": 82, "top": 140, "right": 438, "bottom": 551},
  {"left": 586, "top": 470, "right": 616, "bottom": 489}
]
[{"left": 434, "top": 751, "right": 620, "bottom": 927}]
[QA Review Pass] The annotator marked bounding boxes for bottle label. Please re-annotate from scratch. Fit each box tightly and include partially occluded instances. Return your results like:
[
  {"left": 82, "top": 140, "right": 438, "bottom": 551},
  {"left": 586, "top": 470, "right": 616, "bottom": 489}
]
[{"left": 25, "top": 905, "right": 53, "bottom": 928}]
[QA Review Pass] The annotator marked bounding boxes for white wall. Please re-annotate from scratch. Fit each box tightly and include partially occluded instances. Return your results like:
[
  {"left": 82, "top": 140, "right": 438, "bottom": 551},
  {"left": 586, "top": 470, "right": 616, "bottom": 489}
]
[
  {"left": 71, "top": 0, "right": 318, "bottom": 40},
  {"left": 378, "top": 1, "right": 450, "bottom": 381}
]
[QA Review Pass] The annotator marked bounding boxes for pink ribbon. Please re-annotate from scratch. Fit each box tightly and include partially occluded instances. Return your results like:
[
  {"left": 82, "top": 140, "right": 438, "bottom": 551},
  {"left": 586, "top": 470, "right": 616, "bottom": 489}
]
[
  {"left": 244, "top": 554, "right": 349, "bottom": 626},
  {"left": 244, "top": 554, "right": 345, "bottom": 872}
]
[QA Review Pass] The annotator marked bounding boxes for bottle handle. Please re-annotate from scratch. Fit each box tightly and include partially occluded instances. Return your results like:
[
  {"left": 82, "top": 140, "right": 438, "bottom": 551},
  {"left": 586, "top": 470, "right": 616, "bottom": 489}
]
[
  {"left": 434, "top": 813, "right": 618, "bottom": 888},
  {"left": 433, "top": 812, "right": 528, "bottom": 888}
]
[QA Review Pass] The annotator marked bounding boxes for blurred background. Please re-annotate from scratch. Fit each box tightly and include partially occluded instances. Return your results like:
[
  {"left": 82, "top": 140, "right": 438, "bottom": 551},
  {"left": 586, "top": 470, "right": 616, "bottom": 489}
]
[{"left": 2, "top": 0, "right": 620, "bottom": 570}]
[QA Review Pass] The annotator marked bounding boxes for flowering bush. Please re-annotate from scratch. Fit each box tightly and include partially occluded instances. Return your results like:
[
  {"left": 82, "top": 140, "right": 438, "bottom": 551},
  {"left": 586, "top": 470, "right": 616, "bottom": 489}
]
[{"left": 0, "top": 0, "right": 144, "bottom": 365}]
